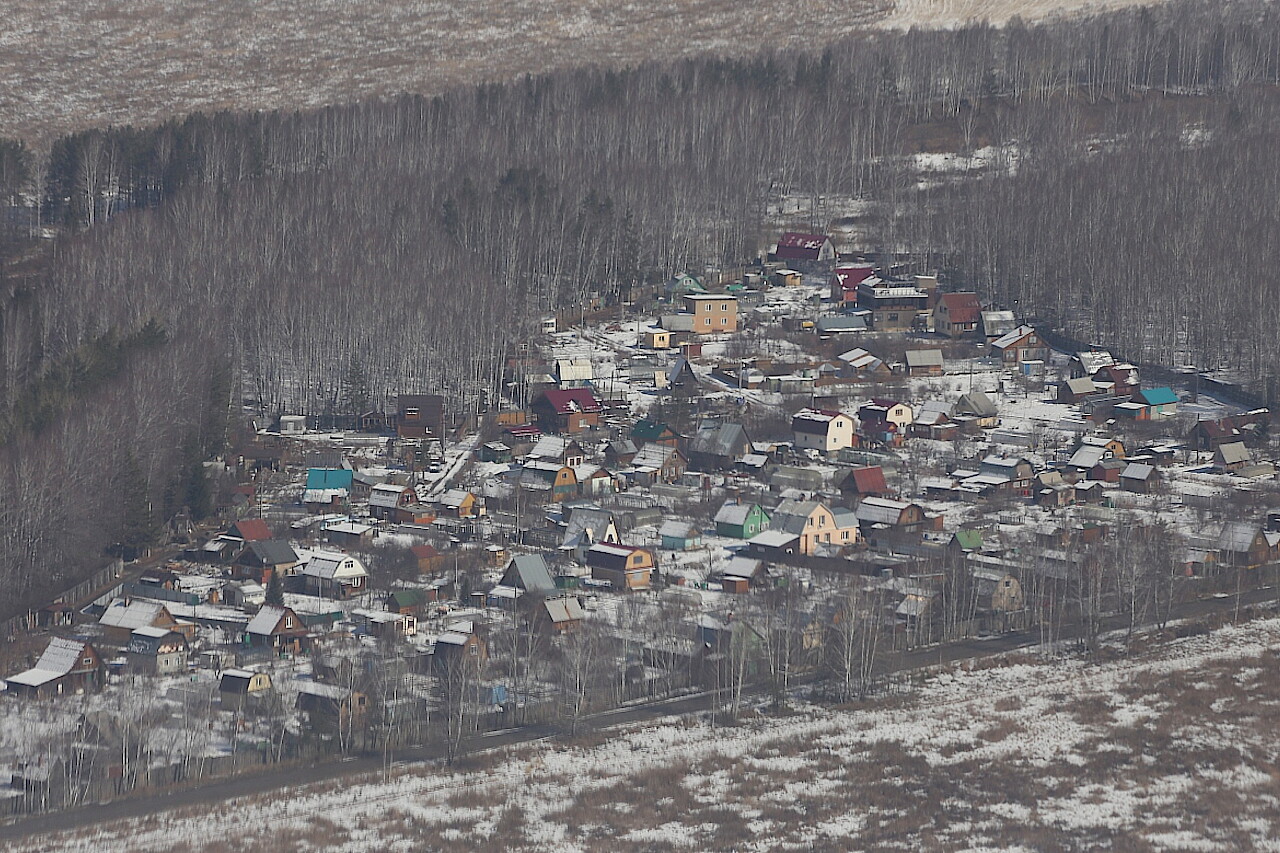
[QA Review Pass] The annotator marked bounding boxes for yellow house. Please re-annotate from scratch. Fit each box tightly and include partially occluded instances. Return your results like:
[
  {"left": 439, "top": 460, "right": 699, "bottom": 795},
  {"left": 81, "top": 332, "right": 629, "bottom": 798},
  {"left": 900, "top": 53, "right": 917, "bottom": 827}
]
[
  {"left": 770, "top": 500, "right": 861, "bottom": 555},
  {"left": 642, "top": 329, "right": 673, "bottom": 349},
  {"left": 683, "top": 294, "right": 739, "bottom": 335}
]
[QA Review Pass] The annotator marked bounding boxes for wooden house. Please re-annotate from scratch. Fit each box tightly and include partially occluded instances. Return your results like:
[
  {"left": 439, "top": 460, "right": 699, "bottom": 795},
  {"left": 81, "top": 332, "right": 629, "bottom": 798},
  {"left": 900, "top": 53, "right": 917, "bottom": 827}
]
[
  {"left": 953, "top": 391, "right": 998, "bottom": 428},
  {"left": 236, "top": 540, "right": 300, "bottom": 583},
  {"left": 970, "top": 568, "right": 1027, "bottom": 633},
  {"left": 772, "top": 232, "right": 836, "bottom": 263},
  {"left": 296, "top": 682, "right": 369, "bottom": 730},
  {"left": 368, "top": 483, "right": 417, "bottom": 520},
  {"left": 98, "top": 599, "right": 181, "bottom": 645},
  {"left": 218, "top": 669, "right": 273, "bottom": 709},
  {"left": 534, "top": 595, "right": 586, "bottom": 634},
  {"left": 411, "top": 543, "right": 447, "bottom": 574},
  {"left": 659, "top": 520, "right": 702, "bottom": 551},
  {"left": 126, "top": 627, "right": 189, "bottom": 676},
  {"left": 687, "top": 422, "right": 752, "bottom": 471},
  {"left": 905, "top": 349, "right": 945, "bottom": 376},
  {"left": 932, "top": 292, "right": 982, "bottom": 338},
  {"left": 301, "top": 552, "right": 368, "bottom": 599},
  {"left": 714, "top": 502, "right": 770, "bottom": 539},
  {"left": 532, "top": 389, "right": 603, "bottom": 434},
  {"left": 631, "top": 419, "right": 681, "bottom": 448},
  {"left": 1214, "top": 441, "right": 1252, "bottom": 472},
  {"left": 837, "top": 466, "right": 891, "bottom": 503},
  {"left": 4, "top": 638, "right": 104, "bottom": 699},
  {"left": 991, "top": 325, "right": 1049, "bottom": 365},
  {"left": 396, "top": 394, "right": 445, "bottom": 439},
  {"left": 630, "top": 443, "right": 688, "bottom": 484},
  {"left": 1120, "top": 462, "right": 1157, "bottom": 493},
  {"left": 246, "top": 605, "right": 309, "bottom": 654},
  {"left": 229, "top": 519, "right": 273, "bottom": 542},
  {"left": 1217, "top": 523, "right": 1279, "bottom": 569},
  {"left": 770, "top": 500, "right": 861, "bottom": 554},
  {"left": 586, "top": 543, "right": 656, "bottom": 590}
]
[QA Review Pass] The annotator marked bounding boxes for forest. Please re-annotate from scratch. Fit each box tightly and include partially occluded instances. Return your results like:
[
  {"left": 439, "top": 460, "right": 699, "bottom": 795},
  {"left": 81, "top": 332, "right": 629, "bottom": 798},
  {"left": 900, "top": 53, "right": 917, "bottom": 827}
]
[{"left": 2, "top": 0, "right": 1280, "bottom": 616}]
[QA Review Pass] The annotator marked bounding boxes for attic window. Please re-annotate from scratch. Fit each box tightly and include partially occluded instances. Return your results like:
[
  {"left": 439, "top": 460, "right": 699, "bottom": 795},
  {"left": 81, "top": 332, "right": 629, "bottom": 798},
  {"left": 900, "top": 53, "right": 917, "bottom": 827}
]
[
  {"left": 285, "top": 617, "right": 294, "bottom": 628},
  {"left": 405, "top": 407, "right": 420, "bottom": 418},
  {"left": 82, "top": 657, "right": 93, "bottom": 665}
]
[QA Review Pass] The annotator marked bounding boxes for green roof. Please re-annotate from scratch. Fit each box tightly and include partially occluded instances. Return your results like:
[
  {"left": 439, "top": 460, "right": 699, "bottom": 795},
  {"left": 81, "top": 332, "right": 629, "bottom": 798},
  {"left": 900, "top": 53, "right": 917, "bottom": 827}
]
[
  {"left": 631, "top": 419, "right": 674, "bottom": 441},
  {"left": 954, "top": 530, "right": 984, "bottom": 551}
]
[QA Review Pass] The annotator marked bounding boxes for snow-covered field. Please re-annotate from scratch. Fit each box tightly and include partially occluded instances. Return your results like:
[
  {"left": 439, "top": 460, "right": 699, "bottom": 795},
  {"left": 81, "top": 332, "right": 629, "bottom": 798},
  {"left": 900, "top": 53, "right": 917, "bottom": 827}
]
[
  {"left": 23, "top": 617, "right": 1280, "bottom": 852},
  {"left": 0, "top": 0, "right": 1172, "bottom": 141}
]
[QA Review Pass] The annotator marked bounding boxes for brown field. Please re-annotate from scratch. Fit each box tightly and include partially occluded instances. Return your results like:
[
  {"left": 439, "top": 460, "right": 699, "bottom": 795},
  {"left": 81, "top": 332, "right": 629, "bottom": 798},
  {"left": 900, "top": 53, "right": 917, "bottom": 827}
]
[{"left": 0, "top": 0, "right": 1167, "bottom": 143}]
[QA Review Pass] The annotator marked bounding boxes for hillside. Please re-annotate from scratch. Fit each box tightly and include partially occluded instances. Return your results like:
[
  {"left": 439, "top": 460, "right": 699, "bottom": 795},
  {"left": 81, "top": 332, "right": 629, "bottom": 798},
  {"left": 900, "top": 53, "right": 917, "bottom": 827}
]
[
  {"left": 21, "top": 616, "right": 1280, "bottom": 852},
  {"left": 0, "top": 0, "right": 1174, "bottom": 142}
]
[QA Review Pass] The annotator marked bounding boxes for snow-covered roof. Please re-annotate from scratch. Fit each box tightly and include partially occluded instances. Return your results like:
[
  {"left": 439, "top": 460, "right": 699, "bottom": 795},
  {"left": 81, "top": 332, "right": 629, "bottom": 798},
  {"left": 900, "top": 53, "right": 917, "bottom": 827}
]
[
  {"left": 5, "top": 638, "right": 92, "bottom": 687},
  {"left": 99, "top": 599, "right": 168, "bottom": 631},
  {"left": 302, "top": 552, "right": 368, "bottom": 580},
  {"left": 246, "top": 606, "right": 287, "bottom": 636}
]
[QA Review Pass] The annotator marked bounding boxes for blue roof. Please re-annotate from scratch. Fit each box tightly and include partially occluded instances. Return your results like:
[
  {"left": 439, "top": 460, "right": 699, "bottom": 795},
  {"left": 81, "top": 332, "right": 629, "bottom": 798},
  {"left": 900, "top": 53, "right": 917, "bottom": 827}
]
[
  {"left": 1139, "top": 387, "right": 1178, "bottom": 406},
  {"left": 306, "top": 468, "right": 353, "bottom": 490}
]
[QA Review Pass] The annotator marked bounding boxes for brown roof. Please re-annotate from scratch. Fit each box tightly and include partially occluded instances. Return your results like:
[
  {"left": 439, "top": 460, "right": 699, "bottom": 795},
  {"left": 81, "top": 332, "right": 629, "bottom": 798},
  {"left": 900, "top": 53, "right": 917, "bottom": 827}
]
[
  {"left": 939, "top": 292, "right": 981, "bottom": 324},
  {"left": 231, "top": 519, "right": 272, "bottom": 541}
]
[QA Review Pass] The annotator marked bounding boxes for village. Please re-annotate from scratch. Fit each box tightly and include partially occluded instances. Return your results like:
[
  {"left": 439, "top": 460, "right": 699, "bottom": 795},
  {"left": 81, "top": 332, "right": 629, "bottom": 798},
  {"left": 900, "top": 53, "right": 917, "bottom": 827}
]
[{"left": 3, "top": 231, "right": 1278, "bottom": 814}]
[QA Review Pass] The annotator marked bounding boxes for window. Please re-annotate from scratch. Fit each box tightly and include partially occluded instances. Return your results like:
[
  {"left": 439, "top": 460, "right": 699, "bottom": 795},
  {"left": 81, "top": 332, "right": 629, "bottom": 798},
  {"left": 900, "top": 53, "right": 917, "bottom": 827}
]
[
  {"left": 82, "top": 657, "right": 93, "bottom": 665},
  {"left": 285, "top": 617, "right": 294, "bottom": 628},
  {"left": 721, "top": 303, "right": 728, "bottom": 311},
  {"left": 720, "top": 317, "right": 727, "bottom": 325},
  {"left": 842, "top": 531, "right": 849, "bottom": 540},
  {"left": 888, "top": 313, "right": 899, "bottom": 322},
  {"left": 705, "top": 318, "right": 712, "bottom": 326}
]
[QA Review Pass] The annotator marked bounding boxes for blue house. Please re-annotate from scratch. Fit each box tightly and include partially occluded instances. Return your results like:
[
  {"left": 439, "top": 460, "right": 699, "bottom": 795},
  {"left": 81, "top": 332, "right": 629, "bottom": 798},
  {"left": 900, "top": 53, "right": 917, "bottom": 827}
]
[{"left": 659, "top": 520, "right": 701, "bottom": 551}]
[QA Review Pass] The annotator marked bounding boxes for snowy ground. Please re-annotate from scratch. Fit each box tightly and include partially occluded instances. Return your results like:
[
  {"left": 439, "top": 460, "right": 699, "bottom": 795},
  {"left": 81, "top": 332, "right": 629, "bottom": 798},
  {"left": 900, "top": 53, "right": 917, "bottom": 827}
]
[{"left": 24, "top": 616, "right": 1280, "bottom": 852}]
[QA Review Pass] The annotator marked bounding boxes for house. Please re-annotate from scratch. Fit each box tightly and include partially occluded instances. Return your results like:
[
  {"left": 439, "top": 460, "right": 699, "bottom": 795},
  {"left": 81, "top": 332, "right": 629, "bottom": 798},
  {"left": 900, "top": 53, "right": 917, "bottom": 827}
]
[
  {"left": 396, "top": 394, "right": 445, "bottom": 439},
  {"left": 714, "top": 501, "right": 770, "bottom": 539},
  {"left": 236, "top": 540, "right": 300, "bottom": 582},
  {"left": 970, "top": 568, "right": 1026, "bottom": 633},
  {"left": 301, "top": 552, "right": 369, "bottom": 599},
  {"left": 816, "top": 315, "right": 870, "bottom": 337},
  {"left": 528, "top": 434, "right": 588, "bottom": 466},
  {"left": 605, "top": 438, "right": 639, "bottom": 467},
  {"left": 911, "top": 400, "right": 958, "bottom": 440},
  {"left": 296, "top": 682, "right": 368, "bottom": 730},
  {"left": 368, "top": 483, "right": 417, "bottom": 520},
  {"left": 218, "top": 669, "right": 273, "bottom": 709},
  {"left": 384, "top": 588, "right": 428, "bottom": 616},
  {"left": 560, "top": 506, "right": 621, "bottom": 556},
  {"left": 1066, "top": 436, "right": 1126, "bottom": 471},
  {"left": 1187, "top": 410, "right": 1270, "bottom": 450},
  {"left": 325, "top": 521, "right": 374, "bottom": 549},
  {"left": 953, "top": 391, "right": 998, "bottom": 428},
  {"left": 1214, "top": 441, "right": 1252, "bottom": 472},
  {"left": 770, "top": 500, "right": 861, "bottom": 554},
  {"left": 520, "top": 460, "right": 579, "bottom": 501},
  {"left": 586, "top": 543, "right": 656, "bottom": 590},
  {"left": 126, "top": 627, "right": 189, "bottom": 676},
  {"left": 631, "top": 419, "right": 681, "bottom": 448},
  {"left": 532, "top": 389, "right": 603, "bottom": 434},
  {"left": 665, "top": 273, "right": 708, "bottom": 298},
  {"left": 980, "top": 310, "right": 1017, "bottom": 340},
  {"left": 1093, "top": 363, "right": 1141, "bottom": 397},
  {"left": 905, "top": 349, "right": 945, "bottom": 376},
  {"left": 1217, "top": 522, "right": 1278, "bottom": 569},
  {"left": 659, "top": 521, "right": 702, "bottom": 551},
  {"left": 554, "top": 358, "right": 595, "bottom": 388},
  {"left": 435, "top": 489, "right": 481, "bottom": 518},
  {"left": 630, "top": 443, "right": 688, "bottom": 484},
  {"left": 1070, "top": 350, "right": 1116, "bottom": 378},
  {"left": 304, "top": 468, "right": 354, "bottom": 510},
  {"left": 98, "top": 599, "right": 181, "bottom": 644},
  {"left": 991, "top": 325, "right": 1048, "bottom": 365},
  {"left": 792, "top": 409, "right": 856, "bottom": 454},
  {"left": 837, "top": 347, "right": 892, "bottom": 379},
  {"left": 718, "top": 556, "right": 766, "bottom": 593},
  {"left": 246, "top": 605, "right": 309, "bottom": 653},
  {"left": 837, "top": 466, "right": 890, "bottom": 503},
  {"left": 683, "top": 294, "right": 739, "bottom": 334},
  {"left": 478, "top": 441, "right": 514, "bottom": 463},
  {"left": 829, "top": 263, "right": 875, "bottom": 304},
  {"left": 933, "top": 292, "right": 982, "bottom": 337},
  {"left": 534, "top": 595, "right": 586, "bottom": 634},
  {"left": 642, "top": 328, "right": 673, "bottom": 349},
  {"left": 854, "top": 497, "right": 928, "bottom": 534},
  {"left": 501, "top": 554, "right": 558, "bottom": 595},
  {"left": 1133, "top": 387, "right": 1179, "bottom": 419},
  {"left": 773, "top": 232, "right": 836, "bottom": 263},
  {"left": 1058, "top": 377, "right": 1101, "bottom": 403},
  {"left": 978, "top": 456, "right": 1035, "bottom": 495},
  {"left": 352, "top": 608, "right": 418, "bottom": 639},
  {"left": 1090, "top": 458, "right": 1127, "bottom": 483},
  {"left": 687, "top": 422, "right": 752, "bottom": 471},
  {"left": 4, "top": 638, "right": 104, "bottom": 699},
  {"left": 857, "top": 276, "right": 931, "bottom": 330},
  {"left": 1120, "top": 462, "right": 1157, "bottom": 493},
  {"left": 411, "top": 543, "right": 447, "bottom": 574},
  {"left": 859, "top": 399, "right": 913, "bottom": 432},
  {"left": 229, "top": 519, "right": 273, "bottom": 542}
]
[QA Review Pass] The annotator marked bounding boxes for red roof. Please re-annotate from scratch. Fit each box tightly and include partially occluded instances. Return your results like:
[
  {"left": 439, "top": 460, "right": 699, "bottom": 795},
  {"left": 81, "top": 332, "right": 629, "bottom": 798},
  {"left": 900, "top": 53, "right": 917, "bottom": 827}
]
[
  {"left": 831, "top": 264, "right": 875, "bottom": 292},
  {"left": 411, "top": 544, "right": 440, "bottom": 559},
  {"left": 541, "top": 388, "right": 603, "bottom": 416},
  {"left": 231, "top": 519, "right": 272, "bottom": 541},
  {"left": 848, "top": 466, "right": 889, "bottom": 495},
  {"left": 775, "top": 232, "right": 831, "bottom": 261},
  {"left": 939, "top": 292, "right": 981, "bottom": 324}
]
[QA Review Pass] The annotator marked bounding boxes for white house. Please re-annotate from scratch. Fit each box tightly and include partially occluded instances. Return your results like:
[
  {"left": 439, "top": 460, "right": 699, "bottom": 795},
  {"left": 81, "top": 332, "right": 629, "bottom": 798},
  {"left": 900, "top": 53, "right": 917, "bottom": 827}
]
[{"left": 791, "top": 409, "right": 856, "bottom": 454}]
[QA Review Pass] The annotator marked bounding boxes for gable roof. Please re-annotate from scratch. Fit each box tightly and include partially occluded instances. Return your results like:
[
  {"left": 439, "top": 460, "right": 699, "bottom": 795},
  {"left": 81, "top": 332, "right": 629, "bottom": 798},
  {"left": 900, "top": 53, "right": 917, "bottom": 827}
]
[
  {"left": 306, "top": 469, "right": 354, "bottom": 491},
  {"left": 955, "top": 391, "right": 997, "bottom": 418},
  {"left": 99, "top": 599, "right": 170, "bottom": 631},
  {"left": 543, "top": 596, "right": 585, "bottom": 624},
  {"left": 937, "top": 292, "right": 981, "bottom": 323},
  {"left": 905, "top": 349, "right": 944, "bottom": 368},
  {"left": 792, "top": 409, "right": 849, "bottom": 434},
  {"left": 689, "top": 422, "right": 750, "bottom": 459},
  {"left": 1136, "top": 387, "right": 1178, "bottom": 406},
  {"left": 991, "top": 325, "right": 1037, "bottom": 350},
  {"left": 230, "top": 519, "right": 272, "bottom": 541},
  {"left": 632, "top": 443, "right": 684, "bottom": 469},
  {"left": 1216, "top": 441, "right": 1252, "bottom": 465},
  {"left": 631, "top": 419, "right": 676, "bottom": 441},
  {"left": 846, "top": 466, "right": 889, "bottom": 495},
  {"left": 715, "top": 501, "right": 762, "bottom": 526},
  {"left": 246, "top": 606, "right": 292, "bottom": 636},
  {"left": 540, "top": 388, "right": 603, "bottom": 416},
  {"left": 1121, "top": 462, "right": 1155, "bottom": 481},
  {"left": 774, "top": 232, "right": 831, "bottom": 260},
  {"left": 248, "top": 539, "right": 299, "bottom": 566},
  {"left": 504, "top": 554, "right": 556, "bottom": 593},
  {"left": 5, "top": 638, "right": 94, "bottom": 687}
]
